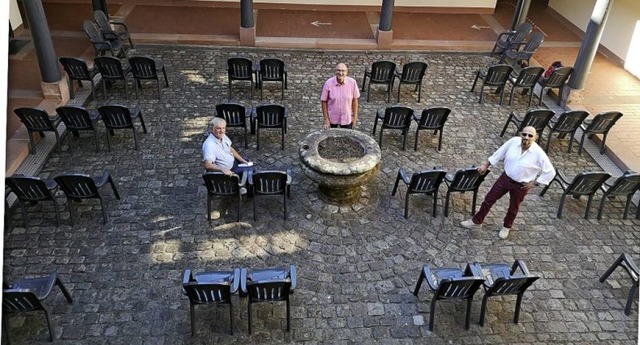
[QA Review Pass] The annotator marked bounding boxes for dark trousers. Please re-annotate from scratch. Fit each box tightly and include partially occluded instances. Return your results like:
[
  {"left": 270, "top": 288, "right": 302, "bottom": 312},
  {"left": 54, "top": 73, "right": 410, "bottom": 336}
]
[
  {"left": 472, "top": 173, "right": 529, "bottom": 228},
  {"left": 330, "top": 123, "right": 353, "bottom": 129}
]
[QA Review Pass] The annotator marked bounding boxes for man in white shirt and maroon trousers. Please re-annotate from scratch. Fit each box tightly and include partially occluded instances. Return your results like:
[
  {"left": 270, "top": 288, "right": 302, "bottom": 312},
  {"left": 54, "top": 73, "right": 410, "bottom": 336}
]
[{"left": 460, "top": 126, "right": 555, "bottom": 239}]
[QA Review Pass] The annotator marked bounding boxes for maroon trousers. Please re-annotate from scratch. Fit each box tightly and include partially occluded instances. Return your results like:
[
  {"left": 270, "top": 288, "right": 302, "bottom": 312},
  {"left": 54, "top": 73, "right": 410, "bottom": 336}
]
[{"left": 472, "top": 173, "right": 529, "bottom": 228}]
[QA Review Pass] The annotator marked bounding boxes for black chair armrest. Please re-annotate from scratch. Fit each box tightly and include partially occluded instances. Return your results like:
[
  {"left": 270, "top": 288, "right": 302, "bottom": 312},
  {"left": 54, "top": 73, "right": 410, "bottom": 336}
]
[
  {"left": 240, "top": 268, "right": 248, "bottom": 294},
  {"left": 94, "top": 170, "right": 111, "bottom": 188},
  {"left": 289, "top": 265, "right": 297, "bottom": 291},
  {"left": 230, "top": 268, "right": 241, "bottom": 294},
  {"left": 621, "top": 254, "right": 639, "bottom": 278},
  {"left": 421, "top": 265, "right": 439, "bottom": 290},
  {"left": 398, "top": 168, "right": 411, "bottom": 185},
  {"left": 468, "top": 262, "right": 484, "bottom": 278},
  {"left": 510, "top": 259, "right": 532, "bottom": 276}
]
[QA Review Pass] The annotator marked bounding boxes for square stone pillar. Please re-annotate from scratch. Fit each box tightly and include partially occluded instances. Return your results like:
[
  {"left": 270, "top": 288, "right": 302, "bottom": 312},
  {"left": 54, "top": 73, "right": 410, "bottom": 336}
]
[
  {"left": 376, "top": 29, "right": 393, "bottom": 49},
  {"left": 41, "top": 74, "right": 70, "bottom": 102},
  {"left": 240, "top": 26, "right": 256, "bottom": 46}
]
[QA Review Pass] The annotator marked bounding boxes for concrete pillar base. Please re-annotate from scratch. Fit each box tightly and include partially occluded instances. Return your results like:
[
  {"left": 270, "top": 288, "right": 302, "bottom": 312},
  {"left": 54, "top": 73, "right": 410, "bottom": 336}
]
[
  {"left": 240, "top": 26, "right": 256, "bottom": 46},
  {"left": 41, "top": 75, "right": 70, "bottom": 102},
  {"left": 376, "top": 29, "right": 393, "bottom": 49}
]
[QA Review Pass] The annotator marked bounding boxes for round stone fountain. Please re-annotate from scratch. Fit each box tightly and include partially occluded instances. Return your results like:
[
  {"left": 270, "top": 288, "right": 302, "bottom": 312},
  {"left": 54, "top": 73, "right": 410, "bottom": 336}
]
[{"left": 299, "top": 129, "right": 381, "bottom": 205}]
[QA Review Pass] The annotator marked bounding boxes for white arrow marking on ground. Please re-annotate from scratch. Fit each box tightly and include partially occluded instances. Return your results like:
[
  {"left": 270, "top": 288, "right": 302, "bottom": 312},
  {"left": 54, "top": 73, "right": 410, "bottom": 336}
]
[
  {"left": 471, "top": 24, "right": 491, "bottom": 30},
  {"left": 311, "top": 21, "right": 332, "bottom": 27}
]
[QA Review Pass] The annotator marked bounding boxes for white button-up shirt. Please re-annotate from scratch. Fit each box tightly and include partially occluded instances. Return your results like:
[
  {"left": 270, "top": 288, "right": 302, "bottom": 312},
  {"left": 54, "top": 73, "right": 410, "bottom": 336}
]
[{"left": 488, "top": 137, "right": 555, "bottom": 185}]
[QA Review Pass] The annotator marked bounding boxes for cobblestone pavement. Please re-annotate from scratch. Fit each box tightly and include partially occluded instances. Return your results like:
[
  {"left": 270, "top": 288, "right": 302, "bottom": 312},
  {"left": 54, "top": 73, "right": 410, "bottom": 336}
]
[{"left": 3, "top": 46, "right": 639, "bottom": 344}]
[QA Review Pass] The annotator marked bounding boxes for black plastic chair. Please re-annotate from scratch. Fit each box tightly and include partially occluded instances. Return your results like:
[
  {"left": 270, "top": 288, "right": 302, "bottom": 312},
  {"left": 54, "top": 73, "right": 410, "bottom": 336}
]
[
  {"left": 56, "top": 106, "right": 101, "bottom": 153},
  {"left": 413, "top": 263, "right": 484, "bottom": 331},
  {"left": 413, "top": 107, "right": 451, "bottom": 152},
  {"left": 499, "top": 32, "right": 544, "bottom": 68},
  {"left": 361, "top": 60, "right": 396, "bottom": 102},
  {"left": 597, "top": 171, "right": 640, "bottom": 220},
  {"left": 94, "top": 56, "right": 131, "bottom": 100},
  {"left": 129, "top": 56, "right": 169, "bottom": 100},
  {"left": 505, "top": 66, "right": 544, "bottom": 106},
  {"left": 470, "top": 64, "right": 513, "bottom": 104},
  {"left": 93, "top": 10, "right": 134, "bottom": 48},
  {"left": 443, "top": 167, "right": 490, "bottom": 217},
  {"left": 3, "top": 272, "right": 73, "bottom": 343},
  {"left": 254, "top": 104, "right": 287, "bottom": 151},
  {"left": 500, "top": 109, "right": 555, "bottom": 143},
  {"left": 538, "top": 66, "right": 574, "bottom": 106},
  {"left": 215, "top": 103, "right": 250, "bottom": 149},
  {"left": 227, "top": 57, "right": 255, "bottom": 98},
  {"left": 240, "top": 265, "right": 297, "bottom": 334},
  {"left": 82, "top": 20, "right": 126, "bottom": 58},
  {"left": 203, "top": 172, "right": 246, "bottom": 222},
  {"left": 476, "top": 260, "right": 539, "bottom": 326},
  {"left": 257, "top": 58, "right": 287, "bottom": 100},
  {"left": 97, "top": 104, "right": 148, "bottom": 151},
  {"left": 394, "top": 61, "right": 427, "bottom": 102},
  {"left": 4, "top": 175, "right": 60, "bottom": 228},
  {"left": 599, "top": 253, "right": 639, "bottom": 316},
  {"left": 54, "top": 170, "right": 121, "bottom": 226},
  {"left": 578, "top": 111, "right": 623, "bottom": 155},
  {"left": 372, "top": 106, "right": 414, "bottom": 150},
  {"left": 491, "top": 22, "right": 532, "bottom": 55},
  {"left": 58, "top": 57, "right": 100, "bottom": 100},
  {"left": 249, "top": 169, "right": 291, "bottom": 221},
  {"left": 539, "top": 169, "right": 611, "bottom": 219},
  {"left": 391, "top": 167, "right": 447, "bottom": 218},
  {"left": 182, "top": 268, "right": 241, "bottom": 335},
  {"left": 544, "top": 110, "right": 589, "bottom": 153},
  {"left": 13, "top": 107, "right": 62, "bottom": 155}
]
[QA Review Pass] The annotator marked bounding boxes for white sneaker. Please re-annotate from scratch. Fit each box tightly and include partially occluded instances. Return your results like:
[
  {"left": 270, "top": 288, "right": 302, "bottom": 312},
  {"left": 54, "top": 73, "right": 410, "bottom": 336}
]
[
  {"left": 498, "top": 227, "right": 510, "bottom": 239},
  {"left": 460, "top": 219, "right": 481, "bottom": 229},
  {"left": 240, "top": 187, "right": 247, "bottom": 195}
]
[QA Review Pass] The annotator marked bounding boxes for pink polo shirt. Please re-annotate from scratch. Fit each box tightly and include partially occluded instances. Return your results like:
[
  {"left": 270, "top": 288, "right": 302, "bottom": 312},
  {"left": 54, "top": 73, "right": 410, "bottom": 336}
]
[{"left": 320, "top": 76, "right": 360, "bottom": 125}]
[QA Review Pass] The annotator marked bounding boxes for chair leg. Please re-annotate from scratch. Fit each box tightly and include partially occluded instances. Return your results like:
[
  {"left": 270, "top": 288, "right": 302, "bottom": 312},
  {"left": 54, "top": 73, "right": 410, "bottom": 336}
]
[
  {"left": 622, "top": 196, "right": 632, "bottom": 220},
  {"left": 508, "top": 86, "right": 515, "bottom": 105},
  {"left": 429, "top": 297, "right": 437, "bottom": 331},
  {"left": 470, "top": 72, "right": 479, "bottom": 92},
  {"left": 2, "top": 315, "right": 10, "bottom": 345},
  {"left": 281, "top": 128, "right": 285, "bottom": 151},
  {"left": 253, "top": 192, "right": 258, "bottom": 221},
  {"left": 414, "top": 129, "right": 420, "bottom": 151},
  {"left": 99, "top": 198, "right": 108, "bottom": 224},
  {"left": 557, "top": 194, "right": 567, "bottom": 218},
  {"left": 156, "top": 79, "right": 161, "bottom": 100},
  {"left": 286, "top": 299, "right": 291, "bottom": 332},
  {"left": 190, "top": 303, "right": 196, "bottom": 336},
  {"left": 437, "top": 129, "right": 443, "bottom": 152},
  {"left": 417, "top": 84, "right": 422, "bottom": 103},
  {"left": 413, "top": 269, "right": 425, "bottom": 296},
  {"left": 625, "top": 282, "right": 638, "bottom": 316},
  {"left": 138, "top": 111, "right": 148, "bottom": 133},
  {"left": 391, "top": 171, "right": 402, "bottom": 196},
  {"left": 52, "top": 199, "right": 61, "bottom": 228},
  {"left": 513, "top": 292, "right": 523, "bottom": 324},
  {"left": 134, "top": 79, "right": 140, "bottom": 100},
  {"left": 256, "top": 128, "right": 261, "bottom": 151},
  {"left": 105, "top": 128, "right": 112, "bottom": 152},
  {"left": 465, "top": 297, "right": 472, "bottom": 330},
  {"left": 162, "top": 67, "right": 169, "bottom": 87},
  {"left": 236, "top": 194, "right": 241, "bottom": 222},
  {"left": 207, "top": 194, "right": 212, "bottom": 222},
  {"left": 367, "top": 82, "right": 371, "bottom": 102},
  {"left": 397, "top": 83, "right": 401, "bottom": 103},
  {"left": 55, "top": 278, "right": 74, "bottom": 303},
  {"left": 600, "top": 132, "right": 609, "bottom": 154},
  {"left": 404, "top": 193, "right": 410, "bottom": 219},
  {"left": 18, "top": 202, "right": 29, "bottom": 229},
  {"left": 229, "top": 301, "right": 234, "bottom": 335},
  {"left": 500, "top": 116, "right": 514, "bottom": 138},
  {"left": 283, "top": 192, "right": 287, "bottom": 220},
  {"left": 479, "top": 294, "right": 489, "bottom": 326},
  {"left": 108, "top": 176, "right": 121, "bottom": 200},
  {"left": 432, "top": 194, "right": 438, "bottom": 217},
  {"left": 248, "top": 300, "right": 253, "bottom": 334},
  {"left": 132, "top": 127, "right": 139, "bottom": 150},
  {"left": 584, "top": 194, "right": 594, "bottom": 219},
  {"left": 444, "top": 192, "right": 452, "bottom": 217},
  {"left": 43, "top": 308, "right": 53, "bottom": 341},
  {"left": 599, "top": 254, "right": 624, "bottom": 282},
  {"left": 471, "top": 190, "right": 478, "bottom": 215},
  {"left": 479, "top": 84, "right": 485, "bottom": 104},
  {"left": 401, "top": 129, "right": 407, "bottom": 151}
]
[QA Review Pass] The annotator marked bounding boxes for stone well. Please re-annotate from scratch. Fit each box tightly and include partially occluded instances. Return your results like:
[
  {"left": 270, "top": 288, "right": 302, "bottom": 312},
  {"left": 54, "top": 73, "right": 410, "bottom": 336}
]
[{"left": 299, "top": 129, "right": 381, "bottom": 205}]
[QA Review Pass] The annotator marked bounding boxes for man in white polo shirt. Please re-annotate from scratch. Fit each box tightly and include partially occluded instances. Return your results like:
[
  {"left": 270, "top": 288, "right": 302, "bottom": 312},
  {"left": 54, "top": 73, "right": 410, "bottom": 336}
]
[
  {"left": 460, "top": 126, "right": 555, "bottom": 239},
  {"left": 202, "top": 117, "right": 250, "bottom": 176}
]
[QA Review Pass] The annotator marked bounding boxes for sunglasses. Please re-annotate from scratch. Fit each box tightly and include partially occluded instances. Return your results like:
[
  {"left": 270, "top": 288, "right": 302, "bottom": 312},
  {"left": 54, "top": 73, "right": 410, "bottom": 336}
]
[{"left": 521, "top": 133, "right": 535, "bottom": 138}]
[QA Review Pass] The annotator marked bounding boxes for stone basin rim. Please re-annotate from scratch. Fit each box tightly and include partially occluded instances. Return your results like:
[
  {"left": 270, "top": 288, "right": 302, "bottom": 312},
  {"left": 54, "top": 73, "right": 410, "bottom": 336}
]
[{"left": 299, "top": 129, "right": 381, "bottom": 176}]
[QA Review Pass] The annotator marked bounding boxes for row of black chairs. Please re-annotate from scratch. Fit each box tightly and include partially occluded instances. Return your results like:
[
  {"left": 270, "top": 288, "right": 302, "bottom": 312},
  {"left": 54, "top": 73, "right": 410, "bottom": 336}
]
[
  {"left": 372, "top": 106, "right": 450, "bottom": 151},
  {"left": 82, "top": 11, "right": 134, "bottom": 59},
  {"left": 213, "top": 103, "right": 288, "bottom": 150},
  {"left": 501, "top": 108, "right": 623, "bottom": 155},
  {"left": 14, "top": 105, "right": 147, "bottom": 154},
  {"left": 4, "top": 170, "right": 120, "bottom": 228},
  {"left": 182, "top": 265, "right": 296, "bottom": 335},
  {"left": 227, "top": 57, "right": 288, "bottom": 100},
  {"left": 59, "top": 56, "right": 168, "bottom": 101},
  {"left": 361, "top": 61, "right": 428, "bottom": 103}
]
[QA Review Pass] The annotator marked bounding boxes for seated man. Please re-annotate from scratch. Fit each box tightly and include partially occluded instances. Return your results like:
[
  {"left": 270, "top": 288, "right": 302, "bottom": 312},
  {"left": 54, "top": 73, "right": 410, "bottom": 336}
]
[{"left": 202, "top": 117, "right": 251, "bottom": 176}]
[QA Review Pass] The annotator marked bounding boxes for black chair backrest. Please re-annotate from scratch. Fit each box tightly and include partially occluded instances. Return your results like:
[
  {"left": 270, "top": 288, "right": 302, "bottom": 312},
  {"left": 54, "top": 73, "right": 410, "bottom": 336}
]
[
  {"left": 203, "top": 172, "right": 240, "bottom": 196},
  {"left": 409, "top": 170, "right": 447, "bottom": 193},
  {"left": 5, "top": 176, "right": 54, "bottom": 202},
  {"left": 434, "top": 277, "right": 484, "bottom": 300},
  {"left": 606, "top": 173, "right": 640, "bottom": 197},
  {"left": 3, "top": 290, "right": 45, "bottom": 313},
  {"left": 585, "top": 111, "right": 623, "bottom": 134},
  {"left": 522, "top": 32, "right": 544, "bottom": 52},
  {"left": 545, "top": 66, "right": 574, "bottom": 87},
  {"left": 507, "top": 23, "right": 532, "bottom": 45},
  {"left": 94, "top": 56, "right": 126, "bottom": 78},
  {"left": 400, "top": 62, "right": 427, "bottom": 83},
  {"left": 129, "top": 57, "right": 158, "bottom": 79},
  {"left": 83, "top": 20, "right": 104, "bottom": 43},
  {"left": 215, "top": 103, "right": 247, "bottom": 126},
  {"left": 54, "top": 174, "right": 100, "bottom": 200},
  {"left": 98, "top": 105, "right": 134, "bottom": 129},
  {"left": 416, "top": 107, "right": 451, "bottom": 129},
  {"left": 449, "top": 168, "right": 489, "bottom": 192},
  {"left": 183, "top": 282, "right": 233, "bottom": 305},
  {"left": 551, "top": 110, "right": 589, "bottom": 133},
  {"left": 370, "top": 61, "right": 396, "bottom": 82},
  {"left": 382, "top": 106, "right": 413, "bottom": 128},
  {"left": 252, "top": 171, "right": 288, "bottom": 195},
  {"left": 255, "top": 105, "right": 286, "bottom": 127},
  {"left": 14, "top": 107, "right": 56, "bottom": 131},
  {"left": 56, "top": 106, "right": 96, "bottom": 130},
  {"left": 59, "top": 57, "right": 92, "bottom": 81},
  {"left": 486, "top": 276, "right": 539, "bottom": 296},
  {"left": 93, "top": 10, "right": 119, "bottom": 41},
  {"left": 228, "top": 58, "right": 253, "bottom": 80},
  {"left": 484, "top": 65, "right": 513, "bottom": 86},
  {"left": 246, "top": 280, "right": 292, "bottom": 302},
  {"left": 520, "top": 109, "right": 555, "bottom": 133},
  {"left": 567, "top": 172, "right": 612, "bottom": 196},
  {"left": 259, "top": 59, "right": 285, "bottom": 81},
  {"left": 514, "top": 66, "right": 544, "bottom": 87}
]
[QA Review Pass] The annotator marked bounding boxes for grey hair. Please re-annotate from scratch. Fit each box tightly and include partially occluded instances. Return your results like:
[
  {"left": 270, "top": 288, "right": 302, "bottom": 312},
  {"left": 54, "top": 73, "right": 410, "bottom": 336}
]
[{"left": 210, "top": 117, "right": 226, "bottom": 128}]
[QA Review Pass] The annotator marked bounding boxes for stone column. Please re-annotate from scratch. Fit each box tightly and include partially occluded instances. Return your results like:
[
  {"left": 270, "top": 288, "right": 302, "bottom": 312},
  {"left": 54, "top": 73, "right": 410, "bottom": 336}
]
[
  {"left": 23, "top": 0, "right": 68, "bottom": 101},
  {"left": 240, "top": 0, "right": 255, "bottom": 46},
  {"left": 377, "top": 0, "right": 394, "bottom": 48},
  {"left": 510, "top": 0, "right": 532, "bottom": 30}
]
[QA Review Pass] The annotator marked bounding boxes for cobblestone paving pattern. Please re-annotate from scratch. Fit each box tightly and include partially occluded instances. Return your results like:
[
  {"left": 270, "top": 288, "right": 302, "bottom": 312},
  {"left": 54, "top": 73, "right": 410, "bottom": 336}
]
[{"left": 3, "top": 46, "right": 639, "bottom": 344}]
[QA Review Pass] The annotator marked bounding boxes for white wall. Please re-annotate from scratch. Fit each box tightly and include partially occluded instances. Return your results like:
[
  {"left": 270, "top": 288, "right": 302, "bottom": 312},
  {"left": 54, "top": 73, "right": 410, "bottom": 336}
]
[{"left": 10, "top": 0, "right": 23, "bottom": 30}]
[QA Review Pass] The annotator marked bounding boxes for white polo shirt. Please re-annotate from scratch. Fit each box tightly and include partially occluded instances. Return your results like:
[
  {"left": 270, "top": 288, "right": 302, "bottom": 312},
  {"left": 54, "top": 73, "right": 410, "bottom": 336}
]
[
  {"left": 488, "top": 137, "right": 555, "bottom": 185},
  {"left": 202, "top": 133, "right": 235, "bottom": 170}
]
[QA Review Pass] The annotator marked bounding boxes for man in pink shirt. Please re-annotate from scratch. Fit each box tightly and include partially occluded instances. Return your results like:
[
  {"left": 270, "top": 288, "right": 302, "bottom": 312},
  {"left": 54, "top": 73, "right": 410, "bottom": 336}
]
[{"left": 320, "top": 63, "right": 360, "bottom": 129}]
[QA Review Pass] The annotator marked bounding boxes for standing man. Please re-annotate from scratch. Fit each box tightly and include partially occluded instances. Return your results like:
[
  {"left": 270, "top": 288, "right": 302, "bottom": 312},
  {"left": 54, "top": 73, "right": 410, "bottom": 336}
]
[
  {"left": 460, "top": 126, "right": 555, "bottom": 239},
  {"left": 320, "top": 63, "right": 360, "bottom": 129},
  {"left": 202, "top": 117, "right": 250, "bottom": 176}
]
